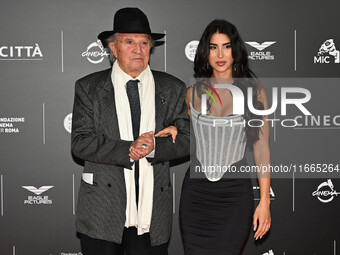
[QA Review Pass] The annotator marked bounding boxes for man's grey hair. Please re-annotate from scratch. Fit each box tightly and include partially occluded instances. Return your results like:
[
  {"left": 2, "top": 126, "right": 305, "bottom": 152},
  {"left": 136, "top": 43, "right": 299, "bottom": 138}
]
[
  {"left": 105, "top": 33, "right": 155, "bottom": 63},
  {"left": 105, "top": 33, "right": 120, "bottom": 63}
]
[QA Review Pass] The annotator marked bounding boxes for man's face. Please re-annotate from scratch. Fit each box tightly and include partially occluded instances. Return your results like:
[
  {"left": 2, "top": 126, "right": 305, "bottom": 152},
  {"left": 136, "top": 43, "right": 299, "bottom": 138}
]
[{"left": 109, "top": 33, "right": 151, "bottom": 78}]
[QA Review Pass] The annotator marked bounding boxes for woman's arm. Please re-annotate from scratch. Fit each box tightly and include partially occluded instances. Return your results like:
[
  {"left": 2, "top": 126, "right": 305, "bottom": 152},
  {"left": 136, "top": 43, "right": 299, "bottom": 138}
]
[
  {"left": 253, "top": 85, "right": 271, "bottom": 240},
  {"left": 185, "top": 86, "right": 192, "bottom": 117}
]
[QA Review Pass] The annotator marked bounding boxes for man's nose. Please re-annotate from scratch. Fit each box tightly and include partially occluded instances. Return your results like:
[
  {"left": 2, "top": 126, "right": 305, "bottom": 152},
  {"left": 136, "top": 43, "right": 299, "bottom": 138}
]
[{"left": 134, "top": 43, "right": 142, "bottom": 53}]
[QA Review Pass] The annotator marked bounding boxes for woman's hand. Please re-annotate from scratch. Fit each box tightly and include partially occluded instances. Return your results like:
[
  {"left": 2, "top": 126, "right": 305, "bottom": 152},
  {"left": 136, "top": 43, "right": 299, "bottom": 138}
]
[
  {"left": 253, "top": 200, "right": 271, "bottom": 240},
  {"left": 154, "top": 126, "right": 178, "bottom": 143}
]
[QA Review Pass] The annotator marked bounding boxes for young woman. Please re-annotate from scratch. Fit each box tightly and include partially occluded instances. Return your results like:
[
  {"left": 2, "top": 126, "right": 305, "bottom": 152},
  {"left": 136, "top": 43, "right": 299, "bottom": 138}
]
[{"left": 179, "top": 19, "right": 271, "bottom": 255}]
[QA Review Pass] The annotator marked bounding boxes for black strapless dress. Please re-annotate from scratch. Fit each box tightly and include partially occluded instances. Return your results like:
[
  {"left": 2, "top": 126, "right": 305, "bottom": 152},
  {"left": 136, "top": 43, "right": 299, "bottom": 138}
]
[{"left": 179, "top": 157, "right": 254, "bottom": 255}]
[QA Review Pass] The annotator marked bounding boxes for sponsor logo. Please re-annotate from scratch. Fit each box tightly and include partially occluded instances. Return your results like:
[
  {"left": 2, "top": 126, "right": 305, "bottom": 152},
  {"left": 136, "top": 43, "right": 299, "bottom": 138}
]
[
  {"left": 263, "top": 250, "right": 274, "bottom": 255},
  {"left": 313, "top": 39, "right": 339, "bottom": 64},
  {"left": 22, "top": 186, "right": 53, "bottom": 205},
  {"left": 185, "top": 40, "right": 199, "bottom": 61},
  {"left": 0, "top": 44, "right": 43, "bottom": 60},
  {"left": 0, "top": 117, "right": 25, "bottom": 134},
  {"left": 60, "top": 253, "right": 83, "bottom": 255},
  {"left": 245, "top": 41, "right": 276, "bottom": 60},
  {"left": 312, "top": 179, "right": 340, "bottom": 203},
  {"left": 294, "top": 114, "right": 340, "bottom": 128},
  {"left": 246, "top": 42, "right": 276, "bottom": 51},
  {"left": 64, "top": 113, "right": 72, "bottom": 133},
  {"left": 253, "top": 186, "right": 275, "bottom": 200},
  {"left": 82, "top": 40, "right": 109, "bottom": 64},
  {"left": 49, "top": 253, "right": 83, "bottom": 255}
]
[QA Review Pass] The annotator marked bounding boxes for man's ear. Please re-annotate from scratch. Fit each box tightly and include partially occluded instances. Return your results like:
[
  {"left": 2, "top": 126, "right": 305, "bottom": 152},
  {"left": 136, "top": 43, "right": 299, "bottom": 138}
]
[{"left": 109, "top": 42, "right": 117, "bottom": 58}]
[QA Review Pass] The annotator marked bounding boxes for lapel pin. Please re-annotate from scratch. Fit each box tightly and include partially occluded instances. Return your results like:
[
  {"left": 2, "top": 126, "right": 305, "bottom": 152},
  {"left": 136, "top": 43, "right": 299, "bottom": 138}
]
[{"left": 161, "top": 99, "right": 166, "bottom": 104}]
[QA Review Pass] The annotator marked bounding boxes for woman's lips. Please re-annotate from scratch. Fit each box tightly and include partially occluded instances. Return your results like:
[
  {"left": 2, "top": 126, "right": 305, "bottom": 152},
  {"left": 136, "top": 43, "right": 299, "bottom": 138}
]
[{"left": 216, "top": 61, "right": 226, "bottom": 66}]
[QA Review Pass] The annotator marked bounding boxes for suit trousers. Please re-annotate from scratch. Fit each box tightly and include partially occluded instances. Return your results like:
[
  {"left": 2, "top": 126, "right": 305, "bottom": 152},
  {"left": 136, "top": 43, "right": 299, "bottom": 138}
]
[{"left": 79, "top": 227, "right": 168, "bottom": 255}]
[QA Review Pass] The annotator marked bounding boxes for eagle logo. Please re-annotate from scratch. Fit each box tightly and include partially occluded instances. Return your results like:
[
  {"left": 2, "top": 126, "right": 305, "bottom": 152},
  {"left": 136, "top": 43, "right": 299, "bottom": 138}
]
[
  {"left": 245, "top": 41, "right": 276, "bottom": 51},
  {"left": 22, "top": 186, "right": 54, "bottom": 195}
]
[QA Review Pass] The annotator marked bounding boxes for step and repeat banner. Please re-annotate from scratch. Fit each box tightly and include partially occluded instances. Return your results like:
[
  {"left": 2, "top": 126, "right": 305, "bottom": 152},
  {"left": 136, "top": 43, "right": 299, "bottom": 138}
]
[{"left": 1, "top": 0, "right": 339, "bottom": 254}]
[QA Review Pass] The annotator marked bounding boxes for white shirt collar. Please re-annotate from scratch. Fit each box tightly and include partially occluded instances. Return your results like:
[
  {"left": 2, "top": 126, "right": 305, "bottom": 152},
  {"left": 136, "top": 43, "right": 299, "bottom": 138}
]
[{"left": 113, "top": 60, "right": 151, "bottom": 89}]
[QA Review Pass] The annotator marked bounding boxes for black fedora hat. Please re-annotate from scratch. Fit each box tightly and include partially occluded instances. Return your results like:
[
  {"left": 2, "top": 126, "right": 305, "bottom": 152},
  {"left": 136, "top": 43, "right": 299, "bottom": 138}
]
[{"left": 98, "top": 7, "right": 165, "bottom": 46}]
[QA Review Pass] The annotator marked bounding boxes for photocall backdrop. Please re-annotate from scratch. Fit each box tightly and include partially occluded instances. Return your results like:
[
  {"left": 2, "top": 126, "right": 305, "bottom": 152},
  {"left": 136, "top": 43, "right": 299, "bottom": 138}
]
[{"left": 1, "top": 0, "right": 339, "bottom": 254}]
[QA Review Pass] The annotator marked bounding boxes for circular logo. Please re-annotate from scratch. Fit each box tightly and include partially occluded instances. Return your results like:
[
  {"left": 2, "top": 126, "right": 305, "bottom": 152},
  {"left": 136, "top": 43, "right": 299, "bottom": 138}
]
[
  {"left": 312, "top": 179, "right": 340, "bottom": 203},
  {"left": 82, "top": 40, "right": 109, "bottom": 64},
  {"left": 185, "top": 40, "right": 199, "bottom": 61},
  {"left": 64, "top": 113, "right": 72, "bottom": 133}
]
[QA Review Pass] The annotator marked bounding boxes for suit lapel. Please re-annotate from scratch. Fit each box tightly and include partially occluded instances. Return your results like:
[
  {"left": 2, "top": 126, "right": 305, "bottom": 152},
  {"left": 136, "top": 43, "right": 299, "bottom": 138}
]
[
  {"left": 96, "top": 70, "right": 121, "bottom": 139},
  {"left": 96, "top": 70, "right": 169, "bottom": 138}
]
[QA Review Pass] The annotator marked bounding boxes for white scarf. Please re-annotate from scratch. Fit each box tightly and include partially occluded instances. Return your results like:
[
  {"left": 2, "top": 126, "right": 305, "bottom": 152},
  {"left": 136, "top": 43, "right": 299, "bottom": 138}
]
[{"left": 112, "top": 61, "right": 155, "bottom": 235}]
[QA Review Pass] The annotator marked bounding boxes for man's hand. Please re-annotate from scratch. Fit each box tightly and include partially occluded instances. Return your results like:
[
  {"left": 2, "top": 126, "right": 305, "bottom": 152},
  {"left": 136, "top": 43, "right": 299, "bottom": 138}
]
[{"left": 129, "top": 131, "right": 154, "bottom": 161}]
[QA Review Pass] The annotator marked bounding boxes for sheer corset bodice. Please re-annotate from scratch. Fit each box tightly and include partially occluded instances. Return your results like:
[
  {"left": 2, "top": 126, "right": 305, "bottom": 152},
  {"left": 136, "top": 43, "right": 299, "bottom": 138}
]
[{"left": 190, "top": 95, "right": 247, "bottom": 181}]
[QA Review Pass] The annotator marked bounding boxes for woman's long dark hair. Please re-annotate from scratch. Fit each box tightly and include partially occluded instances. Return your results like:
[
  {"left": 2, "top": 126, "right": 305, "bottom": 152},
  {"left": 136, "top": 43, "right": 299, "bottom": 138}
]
[{"left": 194, "top": 19, "right": 264, "bottom": 144}]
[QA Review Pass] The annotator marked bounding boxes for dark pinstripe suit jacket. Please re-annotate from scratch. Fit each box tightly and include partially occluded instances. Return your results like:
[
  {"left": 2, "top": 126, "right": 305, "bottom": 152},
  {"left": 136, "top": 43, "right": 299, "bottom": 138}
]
[{"left": 71, "top": 68, "right": 190, "bottom": 246}]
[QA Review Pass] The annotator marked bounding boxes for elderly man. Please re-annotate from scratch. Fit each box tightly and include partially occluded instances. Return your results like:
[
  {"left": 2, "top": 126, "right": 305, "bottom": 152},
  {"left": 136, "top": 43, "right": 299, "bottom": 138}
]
[{"left": 71, "top": 7, "right": 190, "bottom": 255}]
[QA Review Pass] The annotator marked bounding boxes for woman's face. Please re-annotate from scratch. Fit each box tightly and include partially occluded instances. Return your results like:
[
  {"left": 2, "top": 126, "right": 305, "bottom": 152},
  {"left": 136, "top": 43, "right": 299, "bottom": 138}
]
[{"left": 208, "top": 32, "right": 234, "bottom": 78}]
